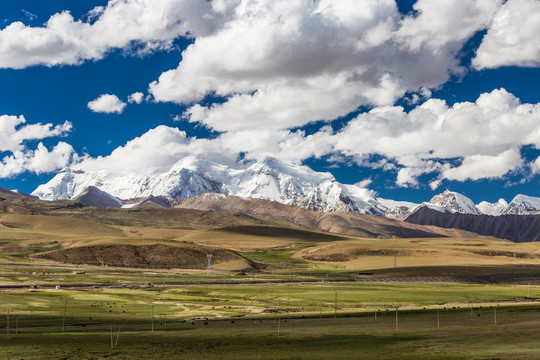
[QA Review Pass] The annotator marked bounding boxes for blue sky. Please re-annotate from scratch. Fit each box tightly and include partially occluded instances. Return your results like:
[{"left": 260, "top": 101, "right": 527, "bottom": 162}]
[{"left": 0, "top": 0, "right": 539, "bottom": 204}]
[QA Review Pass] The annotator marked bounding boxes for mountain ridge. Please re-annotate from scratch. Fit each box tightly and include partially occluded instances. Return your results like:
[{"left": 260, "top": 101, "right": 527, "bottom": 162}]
[{"left": 31, "top": 155, "right": 539, "bottom": 218}]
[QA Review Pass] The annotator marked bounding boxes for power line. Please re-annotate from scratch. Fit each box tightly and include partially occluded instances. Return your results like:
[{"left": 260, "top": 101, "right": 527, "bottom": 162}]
[{"left": 207, "top": 254, "right": 213, "bottom": 277}]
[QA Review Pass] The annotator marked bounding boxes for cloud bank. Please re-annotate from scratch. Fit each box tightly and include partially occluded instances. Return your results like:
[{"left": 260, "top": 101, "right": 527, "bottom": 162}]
[
  {"left": 0, "top": 115, "right": 74, "bottom": 178},
  {"left": 150, "top": 0, "right": 502, "bottom": 133},
  {"left": 0, "top": 0, "right": 236, "bottom": 69},
  {"left": 68, "top": 88, "right": 540, "bottom": 189},
  {"left": 1, "top": 0, "right": 539, "bottom": 191}
]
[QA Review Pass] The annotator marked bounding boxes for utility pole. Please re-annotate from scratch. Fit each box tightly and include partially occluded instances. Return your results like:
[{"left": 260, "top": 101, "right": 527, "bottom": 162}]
[
  {"left": 375, "top": 297, "right": 377, "bottom": 320},
  {"left": 528, "top": 283, "right": 530, "bottom": 304},
  {"left": 470, "top": 296, "right": 473, "bottom": 315},
  {"left": 290, "top": 316, "right": 293, "bottom": 339},
  {"left": 395, "top": 308, "right": 398, "bottom": 331},
  {"left": 63, "top": 299, "right": 67, "bottom": 333},
  {"left": 437, "top": 309, "right": 440, "bottom": 329},
  {"left": 207, "top": 254, "right": 213, "bottom": 277},
  {"left": 334, "top": 292, "right": 337, "bottom": 318},
  {"left": 115, "top": 327, "right": 121, "bottom": 348},
  {"left": 274, "top": 301, "right": 277, "bottom": 325},
  {"left": 513, "top": 250, "right": 516, "bottom": 264},
  {"left": 6, "top": 309, "right": 9, "bottom": 339},
  {"left": 494, "top": 307, "right": 497, "bottom": 325},
  {"left": 151, "top": 304, "right": 155, "bottom": 332},
  {"left": 394, "top": 252, "right": 398, "bottom": 269}
]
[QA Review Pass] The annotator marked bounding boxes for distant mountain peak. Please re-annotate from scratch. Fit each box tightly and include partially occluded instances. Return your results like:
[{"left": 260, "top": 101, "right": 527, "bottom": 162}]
[
  {"left": 477, "top": 198, "right": 508, "bottom": 216},
  {"left": 429, "top": 190, "right": 481, "bottom": 214},
  {"left": 73, "top": 186, "right": 123, "bottom": 208},
  {"left": 502, "top": 194, "right": 540, "bottom": 215}
]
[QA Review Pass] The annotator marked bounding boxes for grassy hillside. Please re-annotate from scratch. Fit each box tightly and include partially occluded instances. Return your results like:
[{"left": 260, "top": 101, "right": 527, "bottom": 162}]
[
  {"left": 295, "top": 237, "right": 540, "bottom": 273},
  {"left": 1, "top": 205, "right": 540, "bottom": 277}
]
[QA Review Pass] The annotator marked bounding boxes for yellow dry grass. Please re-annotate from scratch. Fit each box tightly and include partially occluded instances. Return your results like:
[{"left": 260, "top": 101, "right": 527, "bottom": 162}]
[
  {"left": 2, "top": 209, "right": 539, "bottom": 276},
  {"left": 0, "top": 213, "right": 124, "bottom": 237},
  {"left": 181, "top": 229, "right": 315, "bottom": 251},
  {"left": 295, "top": 237, "right": 540, "bottom": 271}
]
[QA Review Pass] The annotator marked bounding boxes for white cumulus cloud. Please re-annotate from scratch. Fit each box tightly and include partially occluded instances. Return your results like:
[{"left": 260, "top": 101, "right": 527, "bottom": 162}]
[
  {"left": 88, "top": 94, "right": 126, "bottom": 114},
  {"left": 149, "top": 0, "right": 502, "bottom": 133},
  {"left": 6, "top": 1, "right": 538, "bottom": 190},
  {"left": 0, "top": 0, "right": 235, "bottom": 69},
  {"left": 532, "top": 157, "right": 540, "bottom": 174},
  {"left": 128, "top": 92, "right": 144, "bottom": 104},
  {"left": 0, "top": 142, "right": 75, "bottom": 178},
  {"left": 0, "top": 115, "right": 72, "bottom": 152},
  {"left": 77, "top": 125, "right": 192, "bottom": 172},
  {"left": 332, "top": 88, "right": 540, "bottom": 187},
  {"left": 440, "top": 148, "right": 524, "bottom": 182},
  {"left": 473, "top": 0, "right": 540, "bottom": 69},
  {"left": 0, "top": 115, "right": 75, "bottom": 178}
]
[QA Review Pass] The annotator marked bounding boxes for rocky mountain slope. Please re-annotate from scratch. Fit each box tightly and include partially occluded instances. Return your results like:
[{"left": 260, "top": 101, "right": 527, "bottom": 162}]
[
  {"left": 175, "top": 194, "right": 484, "bottom": 239},
  {"left": 72, "top": 186, "right": 123, "bottom": 208},
  {"left": 405, "top": 206, "right": 540, "bottom": 243}
]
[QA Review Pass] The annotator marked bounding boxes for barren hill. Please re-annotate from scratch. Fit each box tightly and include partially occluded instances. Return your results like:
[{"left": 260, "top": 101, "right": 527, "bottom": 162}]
[
  {"left": 35, "top": 244, "right": 259, "bottom": 271},
  {"left": 175, "top": 194, "right": 484, "bottom": 239},
  {"left": 405, "top": 206, "right": 540, "bottom": 242}
]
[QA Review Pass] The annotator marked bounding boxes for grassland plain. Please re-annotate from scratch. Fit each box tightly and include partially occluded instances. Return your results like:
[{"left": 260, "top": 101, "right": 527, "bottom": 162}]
[
  {"left": 1, "top": 283, "right": 540, "bottom": 360},
  {"left": 1, "top": 289, "right": 540, "bottom": 359},
  {"left": 2, "top": 205, "right": 540, "bottom": 358}
]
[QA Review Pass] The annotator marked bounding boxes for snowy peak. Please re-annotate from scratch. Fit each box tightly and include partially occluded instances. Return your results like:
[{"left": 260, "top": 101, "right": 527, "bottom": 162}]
[
  {"left": 32, "top": 156, "right": 381, "bottom": 214},
  {"left": 247, "top": 157, "right": 334, "bottom": 184},
  {"left": 477, "top": 199, "right": 508, "bottom": 216},
  {"left": 502, "top": 194, "right": 540, "bottom": 215},
  {"left": 429, "top": 190, "right": 481, "bottom": 214},
  {"left": 376, "top": 198, "right": 419, "bottom": 219}
]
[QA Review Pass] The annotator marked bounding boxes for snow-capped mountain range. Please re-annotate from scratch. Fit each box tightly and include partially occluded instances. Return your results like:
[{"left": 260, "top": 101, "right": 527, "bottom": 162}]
[
  {"left": 419, "top": 190, "right": 540, "bottom": 216},
  {"left": 32, "top": 156, "right": 383, "bottom": 214},
  {"left": 31, "top": 156, "right": 540, "bottom": 218}
]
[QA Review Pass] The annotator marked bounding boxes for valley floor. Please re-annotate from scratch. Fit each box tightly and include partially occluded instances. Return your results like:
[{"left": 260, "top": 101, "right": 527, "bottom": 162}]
[
  {"left": 2, "top": 206, "right": 540, "bottom": 358},
  {"left": 1, "top": 277, "right": 540, "bottom": 359},
  {"left": 1, "top": 290, "right": 540, "bottom": 359}
]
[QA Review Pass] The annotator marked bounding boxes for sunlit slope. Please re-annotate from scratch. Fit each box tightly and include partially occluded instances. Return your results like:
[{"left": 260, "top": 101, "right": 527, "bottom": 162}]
[
  {"left": 0, "top": 208, "right": 353, "bottom": 271},
  {"left": 1, "top": 200, "right": 538, "bottom": 275},
  {"left": 295, "top": 237, "right": 540, "bottom": 273}
]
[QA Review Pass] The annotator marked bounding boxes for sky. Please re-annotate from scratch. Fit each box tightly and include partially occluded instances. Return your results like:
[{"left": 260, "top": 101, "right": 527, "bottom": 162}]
[{"left": 0, "top": 0, "right": 539, "bottom": 204}]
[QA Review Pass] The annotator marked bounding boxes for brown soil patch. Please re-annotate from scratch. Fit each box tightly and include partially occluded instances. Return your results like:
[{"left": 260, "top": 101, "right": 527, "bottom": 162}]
[
  {"left": 0, "top": 246, "right": 26, "bottom": 253},
  {"left": 34, "top": 244, "right": 259, "bottom": 270},
  {"left": 469, "top": 250, "right": 540, "bottom": 259}
]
